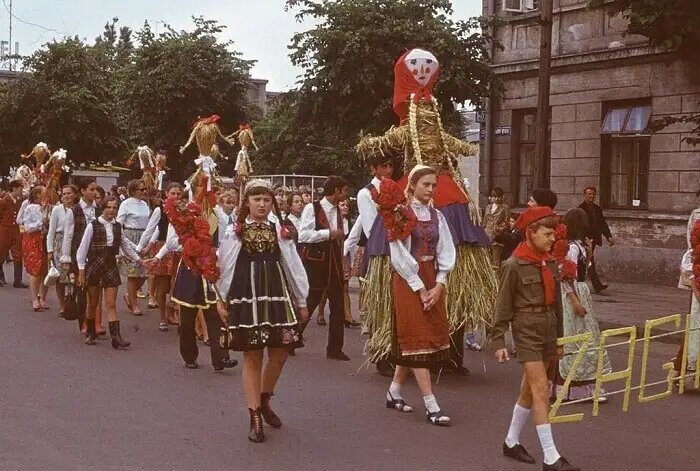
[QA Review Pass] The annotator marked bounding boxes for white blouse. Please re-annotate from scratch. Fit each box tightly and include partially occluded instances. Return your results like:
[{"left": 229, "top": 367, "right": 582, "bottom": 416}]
[
  {"left": 356, "top": 176, "right": 381, "bottom": 238},
  {"left": 137, "top": 206, "right": 163, "bottom": 252},
  {"left": 217, "top": 217, "right": 309, "bottom": 307},
  {"left": 562, "top": 240, "right": 586, "bottom": 294},
  {"left": 46, "top": 204, "right": 70, "bottom": 252},
  {"left": 76, "top": 217, "right": 140, "bottom": 270},
  {"left": 15, "top": 199, "right": 30, "bottom": 226},
  {"left": 389, "top": 199, "right": 456, "bottom": 292},
  {"left": 154, "top": 223, "right": 182, "bottom": 259},
  {"left": 19, "top": 203, "right": 46, "bottom": 233},
  {"left": 116, "top": 197, "right": 151, "bottom": 230}
]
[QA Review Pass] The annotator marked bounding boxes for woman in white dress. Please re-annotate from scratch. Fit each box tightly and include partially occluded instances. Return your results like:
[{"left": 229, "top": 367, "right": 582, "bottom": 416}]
[
  {"left": 117, "top": 179, "right": 151, "bottom": 315},
  {"left": 46, "top": 184, "right": 78, "bottom": 316}
]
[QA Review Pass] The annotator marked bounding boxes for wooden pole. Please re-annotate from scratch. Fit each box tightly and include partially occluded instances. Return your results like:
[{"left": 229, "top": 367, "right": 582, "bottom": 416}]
[{"left": 534, "top": 0, "right": 553, "bottom": 189}]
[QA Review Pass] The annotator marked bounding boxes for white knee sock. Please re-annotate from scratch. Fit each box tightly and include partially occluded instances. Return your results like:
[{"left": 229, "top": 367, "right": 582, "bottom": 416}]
[
  {"left": 536, "top": 424, "right": 561, "bottom": 465},
  {"left": 423, "top": 394, "right": 440, "bottom": 413},
  {"left": 388, "top": 382, "right": 403, "bottom": 400},
  {"left": 505, "top": 404, "right": 530, "bottom": 447}
]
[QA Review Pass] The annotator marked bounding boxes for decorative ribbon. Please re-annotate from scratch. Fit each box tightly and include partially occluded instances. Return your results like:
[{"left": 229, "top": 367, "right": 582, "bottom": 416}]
[
  {"left": 157, "top": 170, "right": 165, "bottom": 191},
  {"left": 194, "top": 155, "right": 217, "bottom": 191}
]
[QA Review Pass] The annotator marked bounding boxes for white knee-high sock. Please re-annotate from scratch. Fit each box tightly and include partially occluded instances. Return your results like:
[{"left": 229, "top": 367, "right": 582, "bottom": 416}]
[
  {"left": 423, "top": 394, "right": 440, "bottom": 413},
  {"left": 505, "top": 404, "right": 530, "bottom": 447},
  {"left": 388, "top": 382, "right": 403, "bottom": 400},
  {"left": 536, "top": 423, "right": 561, "bottom": 465}
]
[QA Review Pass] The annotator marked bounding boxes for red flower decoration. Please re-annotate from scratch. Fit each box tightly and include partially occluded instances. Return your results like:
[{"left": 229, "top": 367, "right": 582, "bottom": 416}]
[
  {"left": 371, "top": 178, "right": 406, "bottom": 211},
  {"left": 164, "top": 196, "right": 220, "bottom": 282},
  {"left": 551, "top": 223, "right": 569, "bottom": 263},
  {"left": 561, "top": 260, "right": 578, "bottom": 282},
  {"left": 371, "top": 178, "right": 418, "bottom": 241}
]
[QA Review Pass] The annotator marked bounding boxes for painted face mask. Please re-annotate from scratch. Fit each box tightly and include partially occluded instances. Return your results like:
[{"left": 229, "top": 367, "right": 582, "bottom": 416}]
[
  {"left": 393, "top": 48, "right": 441, "bottom": 123},
  {"left": 403, "top": 48, "right": 439, "bottom": 86}
]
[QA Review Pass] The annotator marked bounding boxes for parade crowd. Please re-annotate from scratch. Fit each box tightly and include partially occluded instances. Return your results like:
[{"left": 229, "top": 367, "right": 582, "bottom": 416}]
[{"left": 3, "top": 46, "right": 698, "bottom": 471}]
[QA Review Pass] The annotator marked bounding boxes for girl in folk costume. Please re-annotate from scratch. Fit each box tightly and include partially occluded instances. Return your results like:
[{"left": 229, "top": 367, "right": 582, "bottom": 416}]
[
  {"left": 42, "top": 148, "right": 68, "bottom": 205},
  {"left": 557, "top": 209, "right": 611, "bottom": 402},
  {"left": 18, "top": 186, "right": 50, "bottom": 311},
  {"left": 357, "top": 48, "right": 497, "bottom": 373},
  {"left": 146, "top": 197, "right": 237, "bottom": 372},
  {"left": 46, "top": 184, "right": 78, "bottom": 317},
  {"left": 117, "top": 179, "right": 151, "bottom": 316},
  {"left": 137, "top": 183, "right": 184, "bottom": 331},
  {"left": 179, "top": 114, "right": 232, "bottom": 217},
  {"left": 77, "top": 196, "right": 140, "bottom": 348},
  {"left": 382, "top": 165, "right": 455, "bottom": 425},
  {"left": 216, "top": 179, "right": 309, "bottom": 443}
]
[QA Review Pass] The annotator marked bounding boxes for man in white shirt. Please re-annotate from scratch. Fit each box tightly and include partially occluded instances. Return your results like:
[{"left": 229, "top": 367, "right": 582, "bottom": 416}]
[{"left": 298, "top": 176, "right": 351, "bottom": 361}]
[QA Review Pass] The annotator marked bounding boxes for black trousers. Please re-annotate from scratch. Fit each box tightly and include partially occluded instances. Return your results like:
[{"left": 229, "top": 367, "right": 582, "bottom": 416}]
[
  {"left": 587, "top": 243, "right": 605, "bottom": 291},
  {"left": 306, "top": 271, "right": 345, "bottom": 355},
  {"left": 179, "top": 305, "right": 229, "bottom": 366},
  {"left": 449, "top": 326, "right": 465, "bottom": 366}
]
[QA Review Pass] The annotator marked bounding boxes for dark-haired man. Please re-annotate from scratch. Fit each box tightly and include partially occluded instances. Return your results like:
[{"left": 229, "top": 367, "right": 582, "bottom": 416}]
[
  {"left": 578, "top": 186, "right": 614, "bottom": 293},
  {"left": 299, "top": 176, "right": 351, "bottom": 361},
  {"left": 0, "top": 180, "right": 26, "bottom": 288}
]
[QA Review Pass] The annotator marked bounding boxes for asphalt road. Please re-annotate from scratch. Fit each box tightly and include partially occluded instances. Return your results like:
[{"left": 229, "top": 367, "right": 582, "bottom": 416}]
[{"left": 0, "top": 274, "right": 698, "bottom": 471}]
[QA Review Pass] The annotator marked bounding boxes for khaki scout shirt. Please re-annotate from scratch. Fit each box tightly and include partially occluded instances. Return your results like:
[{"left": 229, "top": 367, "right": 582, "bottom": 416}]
[{"left": 491, "top": 256, "right": 563, "bottom": 351}]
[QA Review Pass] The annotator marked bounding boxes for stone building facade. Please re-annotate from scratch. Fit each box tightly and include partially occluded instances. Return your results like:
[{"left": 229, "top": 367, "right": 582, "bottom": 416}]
[{"left": 481, "top": 0, "right": 700, "bottom": 285}]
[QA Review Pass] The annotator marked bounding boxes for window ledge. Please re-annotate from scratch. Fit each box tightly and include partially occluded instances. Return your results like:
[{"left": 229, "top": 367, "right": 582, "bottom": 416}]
[{"left": 602, "top": 209, "right": 689, "bottom": 222}]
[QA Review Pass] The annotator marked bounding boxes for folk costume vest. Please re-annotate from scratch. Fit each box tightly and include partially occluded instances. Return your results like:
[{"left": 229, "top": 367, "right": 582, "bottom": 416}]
[{"left": 300, "top": 201, "right": 343, "bottom": 291}]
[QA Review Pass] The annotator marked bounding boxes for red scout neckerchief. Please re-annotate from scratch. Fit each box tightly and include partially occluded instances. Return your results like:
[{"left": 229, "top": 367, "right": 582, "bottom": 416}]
[
  {"left": 512, "top": 242, "right": 556, "bottom": 306},
  {"left": 392, "top": 49, "right": 440, "bottom": 124}
]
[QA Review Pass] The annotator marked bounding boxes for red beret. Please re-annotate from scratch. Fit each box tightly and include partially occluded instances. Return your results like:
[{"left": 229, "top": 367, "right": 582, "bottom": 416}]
[{"left": 515, "top": 206, "right": 557, "bottom": 232}]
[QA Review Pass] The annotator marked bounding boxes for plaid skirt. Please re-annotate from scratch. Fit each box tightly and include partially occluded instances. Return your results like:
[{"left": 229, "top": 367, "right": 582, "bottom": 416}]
[
  {"left": 390, "top": 261, "right": 450, "bottom": 368},
  {"left": 119, "top": 227, "right": 147, "bottom": 278},
  {"left": 86, "top": 248, "right": 121, "bottom": 287},
  {"left": 22, "top": 232, "right": 48, "bottom": 277}
]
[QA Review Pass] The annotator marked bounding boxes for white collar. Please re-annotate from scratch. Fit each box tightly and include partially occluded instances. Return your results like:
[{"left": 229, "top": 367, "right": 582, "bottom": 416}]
[
  {"left": 371, "top": 177, "right": 382, "bottom": 188},
  {"left": 80, "top": 199, "right": 94, "bottom": 210},
  {"left": 320, "top": 197, "right": 335, "bottom": 210},
  {"left": 98, "top": 216, "right": 115, "bottom": 225},
  {"left": 410, "top": 198, "right": 431, "bottom": 210},
  {"left": 245, "top": 216, "right": 272, "bottom": 225}
]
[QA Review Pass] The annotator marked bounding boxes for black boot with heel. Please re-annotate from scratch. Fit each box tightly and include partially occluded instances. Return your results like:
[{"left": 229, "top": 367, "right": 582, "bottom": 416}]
[
  {"left": 261, "top": 393, "right": 282, "bottom": 428},
  {"left": 248, "top": 407, "right": 265, "bottom": 443},
  {"left": 109, "top": 321, "right": 131, "bottom": 349}
]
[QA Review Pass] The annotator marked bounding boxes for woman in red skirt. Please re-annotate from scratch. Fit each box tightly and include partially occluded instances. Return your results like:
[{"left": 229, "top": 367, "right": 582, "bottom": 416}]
[
  {"left": 385, "top": 165, "right": 456, "bottom": 426},
  {"left": 137, "top": 182, "right": 183, "bottom": 331},
  {"left": 19, "top": 186, "right": 49, "bottom": 311}
]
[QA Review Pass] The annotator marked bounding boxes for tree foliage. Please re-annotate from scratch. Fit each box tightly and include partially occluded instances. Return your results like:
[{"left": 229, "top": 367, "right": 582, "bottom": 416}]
[
  {"left": 0, "top": 17, "right": 254, "bottom": 179},
  {"left": 589, "top": 0, "right": 700, "bottom": 144},
  {"left": 255, "top": 0, "right": 500, "bottom": 183}
]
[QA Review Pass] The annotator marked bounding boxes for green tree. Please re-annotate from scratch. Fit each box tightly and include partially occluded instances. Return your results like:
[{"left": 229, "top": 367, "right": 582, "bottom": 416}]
[
  {"left": 589, "top": 0, "right": 700, "bottom": 144},
  {"left": 255, "top": 0, "right": 499, "bottom": 182},
  {"left": 0, "top": 37, "right": 125, "bottom": 170},
  {"left": 117, "top": 17, "right": 255, "bottom": 181}
]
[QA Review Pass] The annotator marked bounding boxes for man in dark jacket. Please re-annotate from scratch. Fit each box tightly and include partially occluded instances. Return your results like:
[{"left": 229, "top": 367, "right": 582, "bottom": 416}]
[{"left": 579, "top": 186, "right": 615, "bottom": 293}]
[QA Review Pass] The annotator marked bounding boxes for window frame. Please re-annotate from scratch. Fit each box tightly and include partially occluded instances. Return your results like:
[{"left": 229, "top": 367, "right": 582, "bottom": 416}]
[{"left": 511, "top": 108, "right": 542, "bottom": 207}]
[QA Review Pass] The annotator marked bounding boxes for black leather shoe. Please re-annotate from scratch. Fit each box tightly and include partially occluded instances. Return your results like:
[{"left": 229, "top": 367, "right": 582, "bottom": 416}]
[
  {"left": 327, "top": 351, "right": 350, "bottom": 361},
  {"left": 503, "top": 442, "right": 536, "bottom": 464},
  {"left": 13, "top": 282, "right": 28, "bottom": 288},
  {"left": 185, "top": 361, "right": 199, "bottom": 369},
  {"left": 449, "top": 365, "right": 470, "bottom": 375},
  {"left": 260, "top": 392, "right": 282, "bottom": 428},
  {"left": 0, "top": 279, "right": 7, "bottom": 287},
  {"left": 543, "top": 457, "right": 579, "bottom": 471},
  {"left": 214, "top": 358, "right": 238, "bottom": 372},
  {"left": 594, "top": 284, "right": 609, "bottom": 294}
]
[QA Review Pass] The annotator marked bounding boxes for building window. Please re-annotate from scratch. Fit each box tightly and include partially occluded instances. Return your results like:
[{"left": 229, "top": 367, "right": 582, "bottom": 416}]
[
  {"left": 502, "top": 0, "right": 539, "bottom": 13},
  {"left": 512, "top": 109, "right": 538, "bottom": 206},
  {"left": 601, "top": 102, "right": 651, "bottom": 209}
]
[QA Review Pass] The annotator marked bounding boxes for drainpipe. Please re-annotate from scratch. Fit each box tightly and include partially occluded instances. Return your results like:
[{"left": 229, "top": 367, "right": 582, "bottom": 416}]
[{"left": 484, "top": 0, "right": 497, "bottom": 205}]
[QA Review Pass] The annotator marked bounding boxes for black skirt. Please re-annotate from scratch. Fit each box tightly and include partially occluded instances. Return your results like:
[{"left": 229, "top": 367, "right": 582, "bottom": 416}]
[
  {"left": 223, "top": 248, "right": 303, "bottom": 351},
  {"left": 172, "top": 261, "right": 216, "bottom": 309}
]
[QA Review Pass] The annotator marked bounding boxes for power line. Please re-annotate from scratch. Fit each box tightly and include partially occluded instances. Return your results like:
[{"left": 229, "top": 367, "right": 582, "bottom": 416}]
[{"left": 2, "top": 0, "right": 64, "bottom": 34}]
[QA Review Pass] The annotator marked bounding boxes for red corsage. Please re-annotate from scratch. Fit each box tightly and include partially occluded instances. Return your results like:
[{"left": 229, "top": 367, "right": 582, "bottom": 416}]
[
  {"left": 561, "top": 260, "right": 578, "bottom": 282},
  {"left": 371, "top": 178, "right": 406, "bottom": 211},
  {"left": 371, "top": 178, "right": 418, "bottom": 241},
  {"left": 551, "top": 223, "right": 569, "bottom": 263}
]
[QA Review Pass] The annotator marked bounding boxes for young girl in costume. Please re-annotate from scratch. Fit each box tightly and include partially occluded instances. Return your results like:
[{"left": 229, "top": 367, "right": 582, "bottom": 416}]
[
  {"left": 47, "top": 184, "right": 78, "bottom": 317},
  {"left": 216, "top": 179, "right": 309, "bottom": 443},
  {"left": 384, "top": 165, "right": 455, "bottom": 426},
  {"left": 19, "top": 185, "right": 49, "bottom": 311}
]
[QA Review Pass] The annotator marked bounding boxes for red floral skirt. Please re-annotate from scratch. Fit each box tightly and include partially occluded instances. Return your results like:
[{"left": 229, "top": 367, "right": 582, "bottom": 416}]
[
  {"left": 22, "top": 232, "right": 48, "bottom": 277},
  {"left": 390, "top": 261, "right": 450, "bottom": 367},
  {"left": 148, "top": 242, "right": 181, "bottom": 277}
]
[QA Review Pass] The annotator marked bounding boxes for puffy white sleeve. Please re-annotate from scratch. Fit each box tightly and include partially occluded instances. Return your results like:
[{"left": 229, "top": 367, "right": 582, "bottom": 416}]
[
  {"left": 277, "top": 224, "right": 309, "bottom": 308},
  {"left": 357, "top": 187, "right": 377, "bottom": 238},
  {"left": 344, "top": 218, "right": 363, "bottom": 257},
  {"left": 116, "top": 199, "right": 128, "bottom": 225},
  {"left": 562, "top": 243, "right": 581, "bottom": 294},
  {"left": 216, "top": 231, "right": 242, "bottom": 302},
  {"left": 155, "top": 224, "right": 182, "bottom": 260},
  {"left": 46, "top": 206, "right": 58, "bottom": 253},
  {"left": 23, "top": 204, "right": 45, "bottom": 232},
  {"left": 138, "top": 207, "right": 161, "bottom": 251},
  {"left": 389, "top": 237, "right": 423, "bottom": 292},
  {"left": 298, "top": 203, "right": 329, "bottom": 243},
  {"left": 435, "top": 210, "right": 456, "bottom": 285},
  {"left": 76, "top": 223, "right": 94, "bottom": 270},
  {"left": 61, "top": 208, "right": 75, "bottom": 263},
  {"left": 16, "top": 199, "right": 29, "bottom": 225}
]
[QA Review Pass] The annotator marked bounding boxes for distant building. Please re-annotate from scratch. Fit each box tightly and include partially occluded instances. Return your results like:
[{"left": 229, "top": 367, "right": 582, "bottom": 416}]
[
  {"left": 248, "top": 78, "right": 281, "bottom": 115},
  {"left": 0, "top": 69, "right": 20, "bottom": 83},
  {"left": 481, "top": 0, "right": 700, "bottom": 285}
]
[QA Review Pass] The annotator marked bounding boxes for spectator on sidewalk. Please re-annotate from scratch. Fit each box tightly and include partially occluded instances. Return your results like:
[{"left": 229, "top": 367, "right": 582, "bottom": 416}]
[
  {"left": 578, "top": 187, "right": 615, "bottom": 294},
  {"left": 483, "top": 187, "right": 509, "bottom": 268}
]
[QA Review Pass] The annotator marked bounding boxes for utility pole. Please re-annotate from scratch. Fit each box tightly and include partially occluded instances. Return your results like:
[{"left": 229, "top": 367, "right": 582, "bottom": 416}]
[
  {"left": 534, "top": 0, "right": 553, "bottom": 189},
  {"left": 8, "top": 0, "right": 12, "bottom": 71}
]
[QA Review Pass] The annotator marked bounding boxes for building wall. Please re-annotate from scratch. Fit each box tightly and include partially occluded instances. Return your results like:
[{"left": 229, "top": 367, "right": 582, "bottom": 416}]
[{"left": 485, "top": 0, "right": 700, "bottom": 285}]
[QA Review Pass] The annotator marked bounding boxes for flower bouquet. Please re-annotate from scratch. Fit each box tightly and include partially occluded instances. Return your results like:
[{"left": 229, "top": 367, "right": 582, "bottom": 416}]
[{"left": 371, "top": 178, "right": 418, "bottom": 242}]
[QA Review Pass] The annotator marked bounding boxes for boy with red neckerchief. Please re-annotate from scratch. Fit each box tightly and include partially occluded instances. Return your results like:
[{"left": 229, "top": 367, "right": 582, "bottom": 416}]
[{"left": 491, "top": 206, "right": 579, "bottom": 471}]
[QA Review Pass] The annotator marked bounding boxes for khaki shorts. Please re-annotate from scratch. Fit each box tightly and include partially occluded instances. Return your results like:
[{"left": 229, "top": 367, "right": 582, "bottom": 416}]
[{"left": 512, "top": 309, "right": 558, "bottom": 363}]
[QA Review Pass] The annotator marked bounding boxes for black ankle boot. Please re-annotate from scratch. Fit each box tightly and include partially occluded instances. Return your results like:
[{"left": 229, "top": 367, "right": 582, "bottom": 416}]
[
  {"left": 109, "top": 321, "right": 131, "bottom": 349},
  {"left": 13, "top": 263, "right": 27, "bottom": 288},
  {"left": 261, "top": 393, "right": 282, "bottom": 428},
  {"left": 248, "top": 407, "right": 265, "bottom": 443},
  {"left": 85, "top": 319, "right": 97, "bottom": 346}
]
